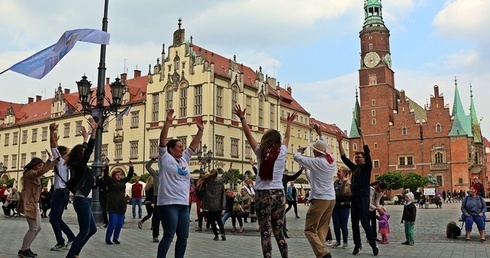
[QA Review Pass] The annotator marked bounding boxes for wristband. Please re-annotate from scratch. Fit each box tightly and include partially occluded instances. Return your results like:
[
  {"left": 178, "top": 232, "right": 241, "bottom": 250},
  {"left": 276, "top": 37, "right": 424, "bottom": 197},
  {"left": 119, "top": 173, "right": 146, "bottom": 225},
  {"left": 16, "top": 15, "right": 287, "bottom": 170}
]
[{"left": 240, "top": 117, "right": 245, "bottom": 121}]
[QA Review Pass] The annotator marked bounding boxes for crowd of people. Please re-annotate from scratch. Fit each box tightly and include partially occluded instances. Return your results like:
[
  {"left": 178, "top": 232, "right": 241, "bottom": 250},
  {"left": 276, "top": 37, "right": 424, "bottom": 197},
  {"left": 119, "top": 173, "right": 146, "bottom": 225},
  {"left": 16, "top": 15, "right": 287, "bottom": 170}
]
[{"left": 2, "top": 106, "right": 487, "bottom": 258}]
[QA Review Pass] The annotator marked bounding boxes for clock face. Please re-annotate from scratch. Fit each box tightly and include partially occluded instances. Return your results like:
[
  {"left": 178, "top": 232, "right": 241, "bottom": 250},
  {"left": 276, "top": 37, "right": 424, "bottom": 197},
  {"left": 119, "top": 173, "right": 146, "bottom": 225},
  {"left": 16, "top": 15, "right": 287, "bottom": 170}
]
[
  {"left": 363, "top": 52, "right": 380, "bottom": 68},
  {"left": 383, "top": 53, "right": 392, "bottom": 68}
]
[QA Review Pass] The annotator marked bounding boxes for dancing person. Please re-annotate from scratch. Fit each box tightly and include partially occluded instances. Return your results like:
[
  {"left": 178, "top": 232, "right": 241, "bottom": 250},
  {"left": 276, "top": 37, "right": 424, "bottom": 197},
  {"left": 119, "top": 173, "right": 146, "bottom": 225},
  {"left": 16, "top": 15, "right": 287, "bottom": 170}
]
[
  {"left": 49, "top": 123, "right": 76, "bottom": 251},
  {"left": 377, "top": 207, "right": 390, "bottom": 244},
  {"left": 65, "top": 117, "right": 98, "bottom": 258},
  {"left": 139, "top": 176, "right": 154, "bottom": 229},
  {"left": 233, "top": 104, "right": 295, "bottom": 258},
  {"left": 336, "top": 128, "right": 378, "bottom": 256},
  {"left": 17, "top": 154, "right": 59, "bottom": 258},
  {"left": 105, "top": 161, "right": 134, "bottom": 244},
  {"left": 145, "top": 157, "right": 161, "bottom": 242},
  {"left": 294, "top": 123, "right": 336, "bottom": 258},
  {"left": 156, "top": 109, "right": 204, "bottom": 258},
  {"left": 285, "top": 181, "right": 300, "bottom": 218},
  {"left": 221, "top": 189, "right": 235, "bottom": 226},
  {"left": 281, "top": 167, "right": 304, "bottom": 238},
  {"left": 96, "top": 158, "right": 110, "bottom": 228},
  {"left": 332, "top": 167, "right": 352, "bottom": 248},
  {"left": 196, "top": 167, "right": 233, "bottom": 241}
]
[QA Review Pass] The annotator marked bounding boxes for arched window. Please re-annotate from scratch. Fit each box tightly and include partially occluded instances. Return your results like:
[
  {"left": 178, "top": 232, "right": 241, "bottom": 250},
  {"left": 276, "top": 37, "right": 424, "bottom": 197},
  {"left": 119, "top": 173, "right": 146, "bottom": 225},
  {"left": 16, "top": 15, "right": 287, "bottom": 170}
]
[
  {"left": 434, "top": 152, "right": 443, "bottom": 164},
  {"left": 436, "top": 123, "right": 442, "bottom": 133},
  {"left": 402, "top": 127, "right": 407, "bottom": 135}
]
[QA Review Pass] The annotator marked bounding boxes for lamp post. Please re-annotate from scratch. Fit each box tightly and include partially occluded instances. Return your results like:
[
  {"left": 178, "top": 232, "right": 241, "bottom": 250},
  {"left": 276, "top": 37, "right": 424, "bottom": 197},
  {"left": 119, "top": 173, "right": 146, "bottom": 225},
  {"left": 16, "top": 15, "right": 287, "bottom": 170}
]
[
  {"left": 0, "top": 162, "right": 7, "bottom": 177},
  {"left": 196, "top": 144, "right": 213, "bottom": 172},
  {"left": 75, "top": 0, "right": 124, "bottom": 222}
]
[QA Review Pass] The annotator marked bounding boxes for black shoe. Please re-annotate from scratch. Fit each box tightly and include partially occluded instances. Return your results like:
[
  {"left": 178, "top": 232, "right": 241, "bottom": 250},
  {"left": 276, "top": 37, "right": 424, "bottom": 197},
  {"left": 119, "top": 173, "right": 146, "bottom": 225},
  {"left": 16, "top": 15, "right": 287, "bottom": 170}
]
[
  {"left": 295, "top": 216, "right": 300, "bottom": 219},
  {"left": 153, "top": 237, "right": 159, "bottom": 243},
  {"left": 353, "top": 245, "right": 362, "bottom": 255},
  {"left": 221, "top": 235, "right": 226, "bottom": 241},
  {"left": 322, "top": 253, "right": 332, "bottom": 258},
  {"left": 284, "top": 233, "right": 290, "bottom": 239},
  {"left": 213, "top": 236, "right": 219, "bottom": 241},
  {"left": 106, "top": 240, "right": 113, "bottom": 245},
  {"left": 27, "top": 249, "right": 38, "bottom": 257},
  {"left": 17, "top": 249, "right": 35, "bottom": 258},
  {"left": 401, "top": 241, "right": 410, "bottom": 245},
  {"left": 372, "top": 245, "right": 379, "bottom": 256},
  {"left": 113, "top": 240, "right": 121, "bottom": 244}
]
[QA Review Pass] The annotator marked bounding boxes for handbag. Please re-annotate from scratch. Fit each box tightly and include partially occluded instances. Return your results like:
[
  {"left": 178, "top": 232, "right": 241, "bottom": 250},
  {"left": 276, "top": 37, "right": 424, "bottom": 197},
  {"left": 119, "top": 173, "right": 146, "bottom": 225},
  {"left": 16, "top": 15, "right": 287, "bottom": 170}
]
[{"left": 233, "top": 203, "right": 243, "bottom": 213}]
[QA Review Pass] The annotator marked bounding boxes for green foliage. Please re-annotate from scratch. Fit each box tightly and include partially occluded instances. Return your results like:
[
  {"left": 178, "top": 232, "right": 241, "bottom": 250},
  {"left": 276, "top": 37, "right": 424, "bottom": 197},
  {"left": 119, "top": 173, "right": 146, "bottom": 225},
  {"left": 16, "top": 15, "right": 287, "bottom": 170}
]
[
  {"left": 0, "top": 178, "right": 16, "bottom": 188},
  {"left": 228, "top": 169, "right": 245, "bottom": 185},
  {"left": 376, "top": 171, "right": 404, "bottom": 190},
  {"left": 403, "top": 172, "right": 429, "bottom": 193},
  {"left": 138, "top": 173, "right": 151, "bottom": 183},
  {"left": 40, "top": 175, "right": 53, "bottom": 188},
  {"left": 295, "top": 178, "right": 309, "bottom": 184}
]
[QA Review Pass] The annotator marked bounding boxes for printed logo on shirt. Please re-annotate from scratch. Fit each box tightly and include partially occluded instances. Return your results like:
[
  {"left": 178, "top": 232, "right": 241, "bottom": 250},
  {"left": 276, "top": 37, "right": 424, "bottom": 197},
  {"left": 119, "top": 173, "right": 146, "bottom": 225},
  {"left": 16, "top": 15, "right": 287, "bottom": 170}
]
[{"left": 176, "top": 164, "right": 189, "bottom": 176}]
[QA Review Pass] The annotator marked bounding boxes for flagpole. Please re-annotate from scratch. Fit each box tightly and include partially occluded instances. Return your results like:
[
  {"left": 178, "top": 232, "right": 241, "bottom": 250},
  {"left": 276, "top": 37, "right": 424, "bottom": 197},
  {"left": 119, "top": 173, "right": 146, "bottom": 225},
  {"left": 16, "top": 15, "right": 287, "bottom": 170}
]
[{"left": 91, "top": 0, "right": 110, "bottom": 223}]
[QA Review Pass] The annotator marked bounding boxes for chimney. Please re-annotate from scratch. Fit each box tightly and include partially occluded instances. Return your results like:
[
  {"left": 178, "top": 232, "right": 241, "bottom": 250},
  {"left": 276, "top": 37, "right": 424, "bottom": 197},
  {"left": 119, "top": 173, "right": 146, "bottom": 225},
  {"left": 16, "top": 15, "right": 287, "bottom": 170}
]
[
  {"left": 106, "top": 77, "right": 110, "bottom": 85},
  {"left": 64, "top": 88, "right": 70, "bottom": 95},
  {"left": 120, "top": 73, "right": 127, "bottom": 82},
  {"left": 286, "top": 86, "right": 292, "bottom": 95},
  {"left": 28, "top": 97, "right": 34, "bottom": 104},
  {"left": 134, "top": 69, "right": 141, "bottom": 78},
  {"left": 36, "top": 95, "right": 42, "bottom": 102}
]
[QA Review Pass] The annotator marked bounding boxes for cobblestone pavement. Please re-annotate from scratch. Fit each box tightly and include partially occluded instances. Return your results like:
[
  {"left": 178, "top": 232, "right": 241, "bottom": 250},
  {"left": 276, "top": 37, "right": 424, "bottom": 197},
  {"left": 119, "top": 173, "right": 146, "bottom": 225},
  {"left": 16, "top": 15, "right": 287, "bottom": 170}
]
[{"left": 1, "top": 201, "right": 489, "bottom": 257}]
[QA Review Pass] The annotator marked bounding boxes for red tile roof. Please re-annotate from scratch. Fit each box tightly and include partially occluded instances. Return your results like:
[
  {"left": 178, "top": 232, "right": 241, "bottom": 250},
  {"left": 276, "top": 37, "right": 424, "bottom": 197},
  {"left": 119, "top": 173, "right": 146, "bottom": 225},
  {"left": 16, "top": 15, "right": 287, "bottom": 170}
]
[
  {"left": 310, "top": 117, "right": 347, "bottom": 137},
  {"left": 484, "top": 137, "right": 490, "bottom": 148}
]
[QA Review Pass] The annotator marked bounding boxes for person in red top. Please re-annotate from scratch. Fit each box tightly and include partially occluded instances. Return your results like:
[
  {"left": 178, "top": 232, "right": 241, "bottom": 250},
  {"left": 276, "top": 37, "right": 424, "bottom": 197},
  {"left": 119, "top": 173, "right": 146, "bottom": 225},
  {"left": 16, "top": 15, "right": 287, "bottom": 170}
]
[
  {"left": 131, "top": 177, "right": 143, "bottom": 219},
  {"left": 0, "top": 184, "right": 8, "bottom": 204}
]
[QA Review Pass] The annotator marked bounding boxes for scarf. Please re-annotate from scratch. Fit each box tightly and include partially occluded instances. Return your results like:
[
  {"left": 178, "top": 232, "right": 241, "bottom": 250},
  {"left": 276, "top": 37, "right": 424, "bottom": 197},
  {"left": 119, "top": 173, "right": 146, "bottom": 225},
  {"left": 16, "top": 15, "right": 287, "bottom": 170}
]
[{"left": 259, "top": 145, "right": 280, "bottom": 181}]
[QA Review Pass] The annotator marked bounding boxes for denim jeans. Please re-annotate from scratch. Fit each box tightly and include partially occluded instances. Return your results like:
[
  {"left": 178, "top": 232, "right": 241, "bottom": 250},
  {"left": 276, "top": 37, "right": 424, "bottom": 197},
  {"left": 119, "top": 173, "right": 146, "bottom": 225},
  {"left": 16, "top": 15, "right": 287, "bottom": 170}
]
[
  {"left": 132, "top": 198, "right": 142, "bottom": 218},
  {"left": 106, "top": 212, "right": 125, "bottom": 241},
  {"left": 49, "top": 189, "right": 75, "bottom": 245},
  {"left": 332, "top": 206, "right": 350, "bottom": 244},
  {"left": 221, "top": 211, "right": 231, "bottom": 225},
  {"left": 66, "top": 197, "right": 97, "bottom": 258},
  {"left": 157, "top": 205, "right": 189, "bottom": 258}
]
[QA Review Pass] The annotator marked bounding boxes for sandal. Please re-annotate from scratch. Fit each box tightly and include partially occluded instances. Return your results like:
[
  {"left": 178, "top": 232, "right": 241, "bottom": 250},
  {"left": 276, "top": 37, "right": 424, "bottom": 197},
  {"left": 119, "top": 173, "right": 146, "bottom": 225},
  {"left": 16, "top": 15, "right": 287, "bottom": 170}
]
[
  {"left": 465, "top": 238, "right": 470, "bottom": 242},
  {"left": 239, "top": 228, "right": 244, "bottom": 233},
  {"left": 480, "top": 239, "right": 486, "bottom": 243},
  {"left": 231, "top": 227, "right": 236, "bottom": 233}
]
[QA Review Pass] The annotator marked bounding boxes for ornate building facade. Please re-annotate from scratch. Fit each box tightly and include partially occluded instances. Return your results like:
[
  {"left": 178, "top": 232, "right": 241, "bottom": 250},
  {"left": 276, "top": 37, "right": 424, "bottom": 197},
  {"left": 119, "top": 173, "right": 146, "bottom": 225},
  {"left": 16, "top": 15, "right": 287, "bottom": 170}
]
[{"left": 348, "top": 0, "right": 487, "bottom": 192}]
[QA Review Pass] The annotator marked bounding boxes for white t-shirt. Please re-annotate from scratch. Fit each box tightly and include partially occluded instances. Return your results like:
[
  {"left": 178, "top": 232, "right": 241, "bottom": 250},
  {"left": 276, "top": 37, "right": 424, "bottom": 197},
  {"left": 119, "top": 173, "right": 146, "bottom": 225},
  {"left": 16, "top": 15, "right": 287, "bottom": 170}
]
[
  {"left": 254, "top": 144, "right": 287, "bottom": 190},
  {"left": 51, "top": 147, "right": 69, "bottom": 189},
  {"left": 157, "top": 146, "right": 193, "bottom": 206}
]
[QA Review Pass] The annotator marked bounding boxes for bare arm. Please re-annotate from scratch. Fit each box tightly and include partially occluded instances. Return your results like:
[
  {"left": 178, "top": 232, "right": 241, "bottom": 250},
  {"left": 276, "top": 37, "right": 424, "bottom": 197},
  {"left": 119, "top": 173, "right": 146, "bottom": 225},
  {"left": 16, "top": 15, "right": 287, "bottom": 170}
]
[
  {"left": 282, "top": 111, "right": 297, "bottom": 147},
  {"left": 233, "top": 104, "right": 258, "bottom": 150},
  {"left": 189, "top": 118, "right": 204, "bottom": 151},
  {"left": 49, "top": 123, "right": 58, "bottom": 148},
  {"left": 359, "top": 127, "right": 367, "bottom": 146},
  {"left": 159, "top": 109, "right": 175, "bottom": 147},
  {"left": 335, "top": 131, "right": 345, "bottom": 156}
]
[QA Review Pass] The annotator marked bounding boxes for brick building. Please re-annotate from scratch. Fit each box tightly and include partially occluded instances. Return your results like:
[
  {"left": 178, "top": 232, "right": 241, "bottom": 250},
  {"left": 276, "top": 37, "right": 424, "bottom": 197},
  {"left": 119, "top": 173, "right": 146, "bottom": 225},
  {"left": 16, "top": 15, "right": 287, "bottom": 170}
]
[{"left": 348, "top": 0, "right": 486, "bottom": 193}]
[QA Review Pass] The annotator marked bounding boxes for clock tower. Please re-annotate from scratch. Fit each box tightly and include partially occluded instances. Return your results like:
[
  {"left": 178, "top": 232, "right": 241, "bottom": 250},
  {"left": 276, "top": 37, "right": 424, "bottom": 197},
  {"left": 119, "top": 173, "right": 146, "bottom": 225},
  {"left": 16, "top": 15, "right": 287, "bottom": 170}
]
[{"left": 358, "top": 0, "right": 396, "bottom": 137}]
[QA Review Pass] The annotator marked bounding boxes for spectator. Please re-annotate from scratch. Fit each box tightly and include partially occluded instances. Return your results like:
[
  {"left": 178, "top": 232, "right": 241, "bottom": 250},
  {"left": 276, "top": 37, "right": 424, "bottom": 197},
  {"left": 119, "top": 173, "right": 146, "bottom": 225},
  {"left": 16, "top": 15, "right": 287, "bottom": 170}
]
[
  {"left": 285, "top": 181, "right": 300, "bottom": 219},
  {"left": 369, "top": 181, "right": 388, "bottom": 242},
  {"left": 231, "top": 187, "right": 251, "bottom": 233},
  {"left": 472, "top": 176, "right": 485, "bottom": 198},
  {"left": 96, "top": 158, "right": 110, "bottom": 228},
  {"left": 131, "top": 177, "right": 143, "bottom": 219},
  {"left": 0, "top": 184, "right": 8, "bottom": 204},
  {"left": 3, "top": 187, "right": 20, "bottom": 217},
  {"left": 332, "top": 167, "right": 352, "bottom": 248},
  {"left": 401, "top": 192, "right": 417, "bottom": 246},
  {"left": 39, "top": 187, "right": 52, "bottom": 218}
]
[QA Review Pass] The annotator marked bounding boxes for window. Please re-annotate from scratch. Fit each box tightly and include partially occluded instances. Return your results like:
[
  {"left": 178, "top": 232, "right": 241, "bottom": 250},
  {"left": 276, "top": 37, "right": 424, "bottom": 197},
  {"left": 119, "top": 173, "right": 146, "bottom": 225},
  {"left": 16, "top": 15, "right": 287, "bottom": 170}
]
[
  {"left": 114, "top": 143, "right": 123, "bottom": 161},
  {"left": 194, "top": 85, "right": 202, "bottom": 115},
  {"left": 75, "top": 121, "right": 82, "bottom": 136},
  {"left": 21, "top": 153, "right": 26, "bottom": 167},
  {"left": 458, "top": 178, "right": 463, "bottom": 184},
  {"left": 372, "top": 118, "right": 376, "bottom": 125},
  {"left": 246, "top": 97, "right": 252, "bottom": 121},
  {"left": 232, "top": 86, "right": 238, "bottom": 119},
  {"left": 231, "top": 138, "right": 239, "bottom": 158},
  {"left": 304, "top": 131, "right": 307, "bottom": 140},
  {"left": 258, "top": 95, "right": 264, "bottom": 126},
  {"left": 353, "top": 143, "right": 357, "bottom": 151},
  {"left": 64, "top": 123, "right": 70, "bottom": 138},
  {"left": 177, "top": 88, "right": 187, "bottom": 118},
  {"left": 40, "top": 150, "right": 46, "bottom": 161},
  {"left": 177, "top": 136, "right": 187, "bottom": 149},
  {"left": 22, "top": 130, "right": 27, "bottom": 144},
  {"left": 30, "top": 152, "right": 36, "bottom": 160},
  {"left": 149, "top": 139, "right": 159, "bottom": 158},
  {"left": 4, "top": 133, "right": 9, "bottom": 146},
  {"left": 434, "top": 152, "right": 444, "bottom": 164},
  {"left": 3, "top": 155, "right": 8, "bottom": 168},
  {"left": 13, "top": 132, "right": 18, "bottom": 145},
  {"left": 41, "top": 127, "right": 48, "bottom": 141},
  {"left": 373, "top": 160, "right": 380, "bottom": 169},
  {"left": 116, "top": 118, "right": 123, "bottom": 131},
  {"left": 372, "top": 99, "right": 376, "bottom": 106},
  {"left": 131, "top": 111, "right": 140, "bottom": 128},
  {"left": 399, "top": 155, "right": 414, "bottom": 166},
  {"left": 436, "top": 175, "right": 443, "bottom": 186},
  {"left": 436, "top": 123, "right": 441, "bottom": 133},
  {"left": 130, "top": 141, "right": 138, "bottom": 159},
  {"left": 12, "top": 154, "right": 17, "bottom": 169},
  {"left": 374, "top": 143, "right": 378, "bottom": 149},
  {"left": 270, "top": 104, "right": 275, "bottom": 129},
  {"left": 216, "top": 135, "right": 224, "bottom": 156},
  {"left": 402, "top": 127, "right": 407, "bottom": 135},
  {"left": 371, "top": 110, "right": 376, "bottom": 116},
  {"left": 166, "top": 89, "right": 173, "bottom": 111},
  {"left": 216, "top": 87, "right": 223, "bottom": 117},
  {"left": 101, "top": 144, "right": 108, "bottom": 161},
  {"left": 399, "top": 156, "right": 405, "bottom": 166},
  {"left": 297, "top": 129, "right": 301, "bottom": 138},
  {"left": 152, "top": 93, "right": 159, "bottom": 121},
  {"left": 31, "top": 128, "right": 38, "bottom": 143},
  {"left": 407, "top": 156, "right": 413, "bottom": 165},
  {"left": 245, "top": 140, "right": 252, "bottom": 160}
]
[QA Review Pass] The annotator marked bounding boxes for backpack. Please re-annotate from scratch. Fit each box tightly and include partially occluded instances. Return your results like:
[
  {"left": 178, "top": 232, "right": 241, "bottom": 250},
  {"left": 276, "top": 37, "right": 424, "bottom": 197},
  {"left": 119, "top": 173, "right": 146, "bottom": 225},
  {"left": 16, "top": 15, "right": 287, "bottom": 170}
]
[{"left": 65, "top": 167, "right": 82, "bottom": 194}]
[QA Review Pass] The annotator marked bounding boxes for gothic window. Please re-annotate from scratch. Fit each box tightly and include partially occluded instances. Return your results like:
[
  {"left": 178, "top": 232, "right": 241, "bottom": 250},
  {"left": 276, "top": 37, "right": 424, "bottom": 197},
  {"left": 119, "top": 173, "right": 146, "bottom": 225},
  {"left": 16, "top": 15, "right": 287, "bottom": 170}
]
[
  {"left": 152, "top": 93, "right": 159, "bottom": 121},
  {"left": 231, "top": 138, "right": 239, "bottom": 158},
  {"left": 371, "top": 110, "right": 376, "bottom": 116},
  {"left": 114, "top": 143, "right": 123, "bottom": 161},
  {"left": 166, "top": 89, "right": 173, "bottom": 111},
  {"left": 215, "top": 135, "right": 224, "bottom": 156},
  {"left": 245, "top": 140, "right": 252, "bottom": 159},
  {"left": 374, "top": 143, "right": 378, "bottom": 149},
  {"left": 232, "top": 86, "right": 239, "bottom": 119},
  {"left": 194, "top": 85, "right": 202, "bottom": 115},
  {"left": 116, "top": 119, "right": 123, "bottom": 131},
  {"left": 101, "top": 144, "right": 108, "bottom": 161},
  {"left": 180, "top": 87, "right": 187, "bottom": 117},
  {"left": 353, "top": 143, "right": 357, "bottom": 151},
  {"left": 270, "top": 104, "right": 276, "bottom": 130},
  {"left": 31, "top": 128, "right": 38, "bottom": 143},
  {"left": 436, "top": 175, "right": 443, "bottom": 186},
  {"left": 131, "top": 111, "right": 140, "bottom": 128},
  {"left": 475, "top": 152, "right": 479, "bottom": 164},
  {"left": 130, "top": 141, "right": 139, "bottom": 159},
  {"left": 246, "top": 97, "right": 252, "bottom": 121},
  {"left": 372, "top": 99, "right": 376, "bottom": 106},
  {"left": 402, "top": 127, "right": 407, "bottom": 135},
  {"left": 434, "top": 152, "right": 444, "bottom": 164},
  {"left": 436, "top": 123, "right": 442, "bottom": 133},
  {"left": 258, "top": 95, "right": 264, "bottom": 126},
  {"left": 149, "top": 139, "right": 159, "bottom": 158},
  {"left": 372, "top": 118, "right": 376, "bottom": 125},
  {"left": 216, "top": 87, "right": 223, "bottom": 117},
  {"left": 75, "top": 121, "right": 82, "bottom": 136}
]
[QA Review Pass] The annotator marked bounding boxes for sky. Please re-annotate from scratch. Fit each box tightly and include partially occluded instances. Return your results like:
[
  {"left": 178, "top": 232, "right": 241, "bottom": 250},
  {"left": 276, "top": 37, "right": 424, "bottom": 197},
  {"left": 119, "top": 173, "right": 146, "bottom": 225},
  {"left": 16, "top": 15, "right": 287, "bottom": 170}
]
[{"left": 1, "top": 0, "right": 489, "bottom": 139}]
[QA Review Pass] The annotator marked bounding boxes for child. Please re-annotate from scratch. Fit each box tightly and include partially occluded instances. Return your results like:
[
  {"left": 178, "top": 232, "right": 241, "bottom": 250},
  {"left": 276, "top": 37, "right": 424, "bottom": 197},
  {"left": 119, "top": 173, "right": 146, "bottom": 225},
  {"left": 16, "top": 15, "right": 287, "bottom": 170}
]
[
  {"left": 401, "top": 192, "right": 417, "bottom": 246},
  {"left": 377, "top": 206, "right": 390, "bottom": 244}
]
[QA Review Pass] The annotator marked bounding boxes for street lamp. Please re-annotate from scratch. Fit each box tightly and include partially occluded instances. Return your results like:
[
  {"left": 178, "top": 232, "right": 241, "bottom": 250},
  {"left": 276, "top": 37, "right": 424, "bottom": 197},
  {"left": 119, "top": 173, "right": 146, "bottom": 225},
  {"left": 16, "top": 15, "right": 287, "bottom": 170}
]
[
  {"left": 76, "top": 75, "right": 125, "bottom": 117},
  {"left": 0, "top": 162, "right": 7, "bottom": 177},
  {"left": 196, "top": 144, "right": 213, "bottom": 172}
]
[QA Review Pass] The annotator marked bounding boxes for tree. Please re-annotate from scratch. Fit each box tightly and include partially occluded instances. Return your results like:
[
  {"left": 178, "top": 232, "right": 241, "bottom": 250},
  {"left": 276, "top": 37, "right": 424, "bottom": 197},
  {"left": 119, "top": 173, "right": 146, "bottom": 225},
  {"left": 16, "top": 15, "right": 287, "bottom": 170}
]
[
  {"left": 403, "top": 172, "right": 429, "bottom": 193},
  {"left": 0, "top": 178, "right": 16, "bottom": 188},
  {"left": 295, "top": 178, "right": 309, "bottom": 184},
  {"left": 376, "top": 171, "right": 404, "bottom": 190}
]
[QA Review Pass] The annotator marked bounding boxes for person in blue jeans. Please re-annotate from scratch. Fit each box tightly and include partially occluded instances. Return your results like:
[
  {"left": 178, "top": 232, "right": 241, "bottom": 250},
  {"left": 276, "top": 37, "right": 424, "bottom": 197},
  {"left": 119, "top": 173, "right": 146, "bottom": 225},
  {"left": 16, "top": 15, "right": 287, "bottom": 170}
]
[
  {"left": 131, "top": 178, "right": 143, "bottom": 219},
  {"left": 332, "top": 167, "right": 352, "bottom": 248},
  {"left": 156, "top": 109, "right": 204, "bottom": 258},
  {"left": 65, "top": 117, "right": 98, "bottom": 258}
]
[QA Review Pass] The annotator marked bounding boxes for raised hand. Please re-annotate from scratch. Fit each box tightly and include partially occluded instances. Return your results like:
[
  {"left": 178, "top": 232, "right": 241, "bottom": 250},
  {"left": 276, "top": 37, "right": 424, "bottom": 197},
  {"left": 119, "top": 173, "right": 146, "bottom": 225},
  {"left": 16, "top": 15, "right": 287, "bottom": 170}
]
[
  {"left": 196, "top": 118, "right": 204, "bottom": 131},
  {"left": 233, "top": 104, "right": 246, "bottom": 119},
  {"left": 287, "top": 111, "right": 297, "bottom": 123},
  {"left": 49, "top": 122, "right": 58, "bottom": 132},
  {"left": 335, "top": 131, "right": 343, "bottom": 142},
  {"left": 313, "top": 123, "right": 321, "bottom": 135},
  {"left": 46, "top": 149, "right": 53, "bottom": 160},
  {"left": 166, "top": 109, "right": 175, "bottom": 123},
  {"left": 128, "top": 160, "right": 133, "bottom": 167}
]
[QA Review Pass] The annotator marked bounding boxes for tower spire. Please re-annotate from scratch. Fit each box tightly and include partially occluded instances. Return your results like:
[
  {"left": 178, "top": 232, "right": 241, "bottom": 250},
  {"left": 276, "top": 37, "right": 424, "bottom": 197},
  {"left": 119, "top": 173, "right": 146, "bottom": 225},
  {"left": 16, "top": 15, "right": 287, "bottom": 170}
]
[
  {"left": 363, "top": 0, "right": 385, "bottom": 27},
  {"left": 449, "top": 78, "right": 470, "bottom": 136}
]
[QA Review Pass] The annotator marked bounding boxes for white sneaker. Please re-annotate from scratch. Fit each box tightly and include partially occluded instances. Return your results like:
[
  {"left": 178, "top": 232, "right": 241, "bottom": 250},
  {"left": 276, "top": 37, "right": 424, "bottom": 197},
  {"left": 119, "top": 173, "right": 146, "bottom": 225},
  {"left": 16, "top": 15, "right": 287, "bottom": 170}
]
[
  {"left": 342, "top": 243, "right": 348, "bottom": 248},
  {"left": 326, "top": 240, "right": 335, "bottom": 247}
]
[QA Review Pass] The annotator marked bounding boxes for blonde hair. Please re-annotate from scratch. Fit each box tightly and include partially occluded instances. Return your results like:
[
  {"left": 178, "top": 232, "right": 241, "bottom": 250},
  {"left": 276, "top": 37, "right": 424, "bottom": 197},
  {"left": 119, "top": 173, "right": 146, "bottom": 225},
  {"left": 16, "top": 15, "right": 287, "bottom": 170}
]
[{"left": 145, "top": 176, "right": 154, "bottom": 191}]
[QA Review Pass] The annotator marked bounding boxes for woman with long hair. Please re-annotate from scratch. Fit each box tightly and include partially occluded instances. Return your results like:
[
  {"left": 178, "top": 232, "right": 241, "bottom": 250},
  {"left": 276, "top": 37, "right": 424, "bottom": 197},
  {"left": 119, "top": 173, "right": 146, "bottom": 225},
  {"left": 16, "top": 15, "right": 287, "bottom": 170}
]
[
  {"left": 104, "top": 162, "right": 134, "bottom": 244},
  {"left": 156, "top": 109, "right": 204, "bottom": 258},
  {"left": 233, "top": 104, "right": 296, "bottom": 258},
  {"left": 196, "top": 167, "right": 233, "bottom": 241},
  {"left": 65, "top": 117, "right": 98, "bottom": 258},
  {"left": 17, "top": 155, "right": 58, "bottom": 258},
  {"left": 139, "top": 175, "right": 154, "bottom": 229}
]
